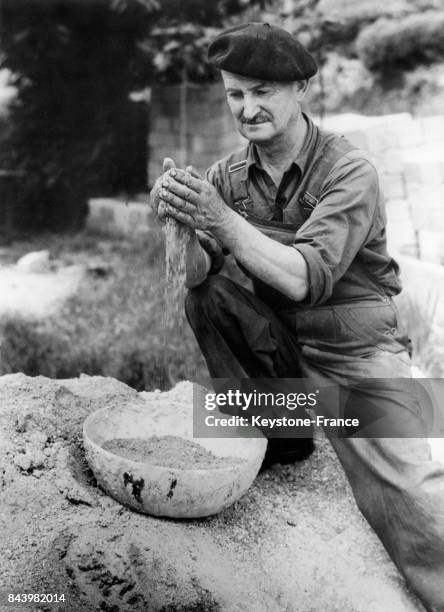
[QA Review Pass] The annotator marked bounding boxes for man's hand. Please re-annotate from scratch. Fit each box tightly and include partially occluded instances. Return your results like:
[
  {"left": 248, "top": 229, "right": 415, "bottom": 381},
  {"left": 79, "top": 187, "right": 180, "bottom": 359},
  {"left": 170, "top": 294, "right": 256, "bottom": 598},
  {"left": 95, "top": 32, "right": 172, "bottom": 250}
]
[
  {"left": 160, "top": 168, "right": 229, "bottom": 232},
  {"left": 160, "top": 165, "right": 308, "bottom": 301},
  {"left": 149, "top": 157, "right": 177, "bottom": 222}
]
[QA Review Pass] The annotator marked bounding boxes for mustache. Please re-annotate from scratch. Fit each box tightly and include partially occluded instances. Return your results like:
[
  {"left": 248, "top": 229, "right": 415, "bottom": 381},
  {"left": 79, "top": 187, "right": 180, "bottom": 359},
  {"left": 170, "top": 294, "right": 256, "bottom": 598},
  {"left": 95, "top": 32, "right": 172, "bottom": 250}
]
[{"left": 241, "top": 114, "right": 270, "bottom": 125}]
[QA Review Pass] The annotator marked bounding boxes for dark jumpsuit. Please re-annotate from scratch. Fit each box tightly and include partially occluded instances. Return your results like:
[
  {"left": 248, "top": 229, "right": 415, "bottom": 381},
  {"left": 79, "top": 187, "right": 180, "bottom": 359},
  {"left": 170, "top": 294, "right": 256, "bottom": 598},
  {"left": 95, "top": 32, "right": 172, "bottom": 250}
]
[{"left": 185, "top": 114, "right": 444, "bottom": 612}]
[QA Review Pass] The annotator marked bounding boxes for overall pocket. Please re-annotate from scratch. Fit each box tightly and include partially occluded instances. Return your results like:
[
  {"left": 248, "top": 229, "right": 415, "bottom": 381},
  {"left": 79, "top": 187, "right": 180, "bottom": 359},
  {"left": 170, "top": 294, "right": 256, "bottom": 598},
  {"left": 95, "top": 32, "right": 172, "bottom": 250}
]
[
  {"left": 282, "top": 301, "right": 401, "bottom": 357},
  {"left": 333, "top": 302, "right": 403, "bottom": 356}
]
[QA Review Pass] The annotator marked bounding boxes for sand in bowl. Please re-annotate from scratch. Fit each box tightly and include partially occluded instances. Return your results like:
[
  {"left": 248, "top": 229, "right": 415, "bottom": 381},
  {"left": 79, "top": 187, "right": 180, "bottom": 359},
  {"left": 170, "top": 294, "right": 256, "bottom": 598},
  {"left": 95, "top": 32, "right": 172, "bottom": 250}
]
[{"left": 102, "top": 435, "right": 243, "bottom": 470}]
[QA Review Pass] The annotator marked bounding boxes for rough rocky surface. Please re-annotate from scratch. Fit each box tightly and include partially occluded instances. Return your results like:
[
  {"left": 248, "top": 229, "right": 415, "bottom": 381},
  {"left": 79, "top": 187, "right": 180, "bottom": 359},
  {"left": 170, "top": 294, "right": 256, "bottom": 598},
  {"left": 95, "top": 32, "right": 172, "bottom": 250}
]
[{"left": 0, "top": 374, "right": 427, "bottom": 612}]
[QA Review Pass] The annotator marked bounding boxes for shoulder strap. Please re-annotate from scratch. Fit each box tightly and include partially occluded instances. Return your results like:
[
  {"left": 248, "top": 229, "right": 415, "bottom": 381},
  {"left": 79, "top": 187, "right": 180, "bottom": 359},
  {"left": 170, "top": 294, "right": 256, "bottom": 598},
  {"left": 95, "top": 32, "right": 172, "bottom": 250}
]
[
  {"left": 299, "top": 133, "right": 357, "bottom": 212},
  {"left": 227, "top": 154, "right": 250, "bottom": 217},
  {"left": 226, "top": 131, "right": 358, "bottom": 215}
]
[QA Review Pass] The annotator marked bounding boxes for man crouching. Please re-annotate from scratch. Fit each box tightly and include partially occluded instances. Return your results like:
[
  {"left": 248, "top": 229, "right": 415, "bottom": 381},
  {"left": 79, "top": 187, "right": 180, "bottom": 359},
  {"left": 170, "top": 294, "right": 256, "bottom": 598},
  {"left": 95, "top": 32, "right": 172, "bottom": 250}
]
[{"left": 151, "top": 22, "right": 444, "bottom": 612}]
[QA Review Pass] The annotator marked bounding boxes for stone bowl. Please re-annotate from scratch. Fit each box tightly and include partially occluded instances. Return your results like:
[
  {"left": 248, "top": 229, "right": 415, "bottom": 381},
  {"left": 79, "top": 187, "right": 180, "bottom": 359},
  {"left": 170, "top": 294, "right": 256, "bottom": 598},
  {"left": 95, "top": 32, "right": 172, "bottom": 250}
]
[{"left": 83, "top": 384, "right": 266, "bottom": 518}]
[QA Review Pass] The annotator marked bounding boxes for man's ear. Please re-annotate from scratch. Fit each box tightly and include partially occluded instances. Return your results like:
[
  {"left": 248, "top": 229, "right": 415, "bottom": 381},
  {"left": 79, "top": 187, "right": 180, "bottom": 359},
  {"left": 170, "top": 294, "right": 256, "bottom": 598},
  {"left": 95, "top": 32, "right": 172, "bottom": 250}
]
[{"left": 294, "top": 79, "right": 310, "bottom": 101}]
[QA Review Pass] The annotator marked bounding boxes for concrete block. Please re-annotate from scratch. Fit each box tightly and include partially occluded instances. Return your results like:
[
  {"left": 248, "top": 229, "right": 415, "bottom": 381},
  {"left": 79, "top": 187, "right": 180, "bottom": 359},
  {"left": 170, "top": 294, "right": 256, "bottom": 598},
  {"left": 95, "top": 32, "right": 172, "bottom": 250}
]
[
  {"left": 408, "top": 186, "right": 444, "bottom": 232},
  {"left": 87, "top": 199, "right": 151, "bottom": 237},
  {"left": 87, "top": 201, "right": 116, "bottom": 233},
  {"left": 385, "top": 199, "right": 416, "bottom": 253},
  {"left": 191, "top": 135, "right": 207, "bottom": 155},
  {"left": 419, "top": 115, "right": 444, "bottom": 144},
  {"left": 386, "top": 223, "right": 417, "bottom": 255},
  {"left": 407, "top": 183, "right": 444, "bottom": 204},
  {"left": 338, "top": 129, "right": 369, "bottom": 151},
  {"left": 320, "top": 112, "right": 412, "bottom": 134},
  {"left": 418, "top": 231, "right": 444, "bottom": 265},
  {"left": 395, "top": 119, "right": 424, "bottom": 149},
  {"left": 148, "top": 161, "right": 162, "bottom": 186},
  {"left": 365, "top": 125, "right": 400, "bottom": 152},
  {"left": 153, "top": 117, "right": 171, "bottom": 132},
  {"left": 149, "top": 133, "right": 179, "bottom": 149},
  {"left": 380, "top": 172, "right": 406, "bottom": 200},
  {"left": 402, "top": 162, "right": 422, "bottom": 184},
  {"left": 385, "top": 198, "right": 411, "bottom": 222},
  {"left": 372, "top": 149, "right": 404, "bottom": 174},
  {"left": 403, "top": 161, "right": 443, "bottom": 184}
]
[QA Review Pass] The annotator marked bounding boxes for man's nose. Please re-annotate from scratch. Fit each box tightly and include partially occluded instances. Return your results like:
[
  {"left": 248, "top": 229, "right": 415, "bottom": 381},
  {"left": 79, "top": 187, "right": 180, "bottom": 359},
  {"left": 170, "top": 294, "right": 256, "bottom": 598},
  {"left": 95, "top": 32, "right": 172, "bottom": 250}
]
[{"left": 242, "top": 95, "right": 260, "bottom": 120}]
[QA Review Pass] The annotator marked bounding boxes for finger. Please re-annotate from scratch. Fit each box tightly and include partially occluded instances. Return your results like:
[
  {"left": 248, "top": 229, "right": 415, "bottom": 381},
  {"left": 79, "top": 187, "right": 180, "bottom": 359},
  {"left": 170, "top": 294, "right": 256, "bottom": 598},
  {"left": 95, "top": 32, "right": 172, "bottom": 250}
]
[
  {"left": 161, "top": 178, "right": 199, "bottom": 207},
  {"left": 164, "top": 203, "right": 195, "bottom": 228},
  {"left": 161, "top": 188, "right": 197, "bottom": 215},
  {"left": 185, "top": 165, "right": 203, "bottom": 180},
  {"left": 163, "top": 157, "right": 176, "bottom": 173},
  {"left": 167, "top": 168, "right": 202, "bottom": 193},
  {"left": 150, "top": 181, "right": 163, "bottom": 209},
  {"left": 157, "top": 200, "right": 168, "bottom": 222}
]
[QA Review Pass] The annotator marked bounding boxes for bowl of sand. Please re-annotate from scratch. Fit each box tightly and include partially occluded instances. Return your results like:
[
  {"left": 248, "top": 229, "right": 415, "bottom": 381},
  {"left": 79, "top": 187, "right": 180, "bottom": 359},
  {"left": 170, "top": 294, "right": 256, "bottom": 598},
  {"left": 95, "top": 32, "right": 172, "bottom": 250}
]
[{"left": 83, "top": 381, "right": 267, "bottom": 518}]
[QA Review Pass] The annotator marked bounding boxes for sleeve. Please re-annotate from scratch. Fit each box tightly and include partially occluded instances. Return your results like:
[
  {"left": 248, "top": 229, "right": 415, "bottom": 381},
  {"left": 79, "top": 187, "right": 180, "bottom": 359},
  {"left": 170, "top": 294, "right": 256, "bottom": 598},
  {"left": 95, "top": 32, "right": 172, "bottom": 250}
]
[
  {"left": 195, "top": 230, "right": 225, "bottom": 275},
  {"left": 292, "top": 155, "right": 383, "bottom": 306}
]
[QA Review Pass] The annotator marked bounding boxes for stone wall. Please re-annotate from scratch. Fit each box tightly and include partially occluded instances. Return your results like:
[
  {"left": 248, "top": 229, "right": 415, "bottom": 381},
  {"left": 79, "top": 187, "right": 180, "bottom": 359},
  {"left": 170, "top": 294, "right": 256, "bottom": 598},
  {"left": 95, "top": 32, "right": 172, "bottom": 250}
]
[
  {"left": 91, "top": 99, "right": 444, "bottom": 266},
  {"left": 147, "top": 88, "right": 444, "bottom": 261},
  {"left": 87, "top": 197, "right": 151, "bottom": 237},
  {"left": 148, "top": 82, "right": 245, "bottom": 184},
  {"left": 321, "top": 113, "right": 444, "bottom": 263}
]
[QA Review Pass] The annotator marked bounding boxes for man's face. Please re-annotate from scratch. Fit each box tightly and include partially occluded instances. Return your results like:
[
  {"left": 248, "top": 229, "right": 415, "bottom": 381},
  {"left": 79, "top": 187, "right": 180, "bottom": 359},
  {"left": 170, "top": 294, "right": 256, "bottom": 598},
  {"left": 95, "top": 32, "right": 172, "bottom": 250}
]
[{"left": 221, "top": 71, "right": 306, "bottom": 144}]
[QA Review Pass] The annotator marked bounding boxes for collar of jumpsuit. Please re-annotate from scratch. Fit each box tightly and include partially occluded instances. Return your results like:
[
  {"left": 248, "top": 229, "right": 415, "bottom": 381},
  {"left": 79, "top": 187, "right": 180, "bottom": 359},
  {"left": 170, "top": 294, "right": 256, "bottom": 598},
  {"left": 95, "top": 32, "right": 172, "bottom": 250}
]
[{"left": 243, "top": 113, "right": 316, "bottom": 221}]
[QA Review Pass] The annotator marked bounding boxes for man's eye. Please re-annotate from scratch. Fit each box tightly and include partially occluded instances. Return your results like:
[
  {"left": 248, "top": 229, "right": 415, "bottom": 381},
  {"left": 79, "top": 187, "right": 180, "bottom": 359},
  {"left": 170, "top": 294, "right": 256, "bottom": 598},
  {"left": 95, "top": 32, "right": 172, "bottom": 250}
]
[
  {"left": 255, "top": 89, "right": 268, "bottom": 95},
  {"left": 228, "top": 92, "right": 242, "bottom": 99}
]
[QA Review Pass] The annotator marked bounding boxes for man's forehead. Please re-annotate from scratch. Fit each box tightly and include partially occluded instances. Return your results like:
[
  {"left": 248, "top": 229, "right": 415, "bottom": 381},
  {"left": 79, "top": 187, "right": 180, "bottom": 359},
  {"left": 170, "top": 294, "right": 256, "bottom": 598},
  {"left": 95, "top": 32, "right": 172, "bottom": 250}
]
[{"left": 221, "top": 71, "right": 280, "bottom": 90}]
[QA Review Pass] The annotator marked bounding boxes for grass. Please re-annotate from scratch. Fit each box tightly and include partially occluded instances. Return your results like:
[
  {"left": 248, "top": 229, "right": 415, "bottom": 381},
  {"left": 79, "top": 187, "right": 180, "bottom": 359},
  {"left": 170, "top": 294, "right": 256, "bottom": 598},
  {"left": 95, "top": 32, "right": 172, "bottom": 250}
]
[{"left": 0, "top": 230, "right": 207, "bottom": 391}]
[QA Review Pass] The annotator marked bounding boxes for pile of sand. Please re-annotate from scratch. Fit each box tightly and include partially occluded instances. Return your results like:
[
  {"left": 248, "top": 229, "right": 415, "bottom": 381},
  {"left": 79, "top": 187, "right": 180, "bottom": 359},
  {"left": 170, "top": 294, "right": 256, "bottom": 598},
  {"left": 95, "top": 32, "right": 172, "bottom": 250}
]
[{"left": 0, "top": 374, "right": 425, "bottom": 612}]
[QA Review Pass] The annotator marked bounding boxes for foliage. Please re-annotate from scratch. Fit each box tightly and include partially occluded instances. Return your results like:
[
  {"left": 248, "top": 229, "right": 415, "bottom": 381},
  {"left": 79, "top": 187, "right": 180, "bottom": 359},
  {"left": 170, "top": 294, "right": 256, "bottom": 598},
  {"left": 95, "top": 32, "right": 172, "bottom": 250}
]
[
  {"left": 281, "top": 0, "right": 414, "bottom": 57},
  {"left": 0, "top": 0, "right": 269, "bottom": 232},
  {"left": 144, "top": 0, "right": 269, "bottom": 83},
  {"left": 275, "top": 0, "right": 444, "bottom": 115},
  {"left": 304, "top": 52, "right": 373, "bottom": 114},
  {"left": 357, "top": 11, "right": 444, "bottom": 77},
  {"left": 0, "top": 0, "right": 157, "bottom": 232},
  {"left": 142, "top": 24, "right": 220, "bottom": 84}
]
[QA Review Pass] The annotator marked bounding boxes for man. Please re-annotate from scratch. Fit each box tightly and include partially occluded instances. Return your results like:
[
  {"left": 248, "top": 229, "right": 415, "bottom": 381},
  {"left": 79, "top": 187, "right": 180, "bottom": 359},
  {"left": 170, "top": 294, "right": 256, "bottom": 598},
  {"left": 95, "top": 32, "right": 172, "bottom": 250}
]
[{"left": 151, "top": 22, "right": 444, "bottom": 611}]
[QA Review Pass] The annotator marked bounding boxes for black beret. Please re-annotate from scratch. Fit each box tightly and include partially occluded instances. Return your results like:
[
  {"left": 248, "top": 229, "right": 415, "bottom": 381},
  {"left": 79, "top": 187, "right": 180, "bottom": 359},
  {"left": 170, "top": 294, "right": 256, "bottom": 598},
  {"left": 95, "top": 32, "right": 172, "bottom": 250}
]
[{"left": 208, "top": 22, "right": 317, "bottom": 82}]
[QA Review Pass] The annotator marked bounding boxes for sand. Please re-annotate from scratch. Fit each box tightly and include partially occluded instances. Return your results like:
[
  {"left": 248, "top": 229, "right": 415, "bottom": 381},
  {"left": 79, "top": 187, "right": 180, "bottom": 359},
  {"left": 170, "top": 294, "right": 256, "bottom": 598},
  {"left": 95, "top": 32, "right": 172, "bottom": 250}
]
[
  {"left": 0, "top": 374, "right": 426, "bottom": 612},
  {"left": 102, "top": 435, "right": 242, "bottom": 469}
]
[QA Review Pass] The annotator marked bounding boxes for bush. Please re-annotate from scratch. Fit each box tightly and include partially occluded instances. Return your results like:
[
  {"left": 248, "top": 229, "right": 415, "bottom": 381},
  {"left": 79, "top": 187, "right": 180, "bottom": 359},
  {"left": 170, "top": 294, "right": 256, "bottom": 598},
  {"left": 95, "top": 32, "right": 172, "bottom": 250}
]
[
  {"left": 0, "top": 0, "right": 155, "bottom": 232},
  {"left": 357, "top": 11, "right": 444, "bottom": 76}
]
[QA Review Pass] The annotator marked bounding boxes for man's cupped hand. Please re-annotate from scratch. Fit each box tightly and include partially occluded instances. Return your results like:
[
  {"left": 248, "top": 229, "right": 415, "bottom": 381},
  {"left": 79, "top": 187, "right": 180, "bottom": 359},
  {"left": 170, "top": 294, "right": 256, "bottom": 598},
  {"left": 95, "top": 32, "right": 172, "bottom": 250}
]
[{"left": 159, "top": 167, "right": 227, "bottom": 232}]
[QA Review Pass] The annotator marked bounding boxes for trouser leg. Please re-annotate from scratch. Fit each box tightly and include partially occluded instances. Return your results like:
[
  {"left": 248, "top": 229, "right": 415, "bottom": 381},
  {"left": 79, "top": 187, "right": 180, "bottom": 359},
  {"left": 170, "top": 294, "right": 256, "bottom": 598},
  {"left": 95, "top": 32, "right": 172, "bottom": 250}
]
[
  {"left": 335, "top": 436, "right": 444, "bottom": 611},
  {"left": 186, "top": 275, "right": 444, "bottom": 608},
  {"left": 185, "top": 275, "right": 312, "bottom": 439},
  {"left": 185, "top": 274, "right": 303, "bottom": 379},
  {"left": 301, "top": 353, "right": 444, "bottom": 612}
]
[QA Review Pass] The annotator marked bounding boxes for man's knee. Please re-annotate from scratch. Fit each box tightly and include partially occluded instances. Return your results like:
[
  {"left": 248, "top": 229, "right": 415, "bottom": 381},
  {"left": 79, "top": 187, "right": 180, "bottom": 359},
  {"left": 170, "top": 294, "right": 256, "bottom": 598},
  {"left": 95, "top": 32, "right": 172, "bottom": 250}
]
[{"left": 185, "top": 274, "right": 234, "bottom": 323}]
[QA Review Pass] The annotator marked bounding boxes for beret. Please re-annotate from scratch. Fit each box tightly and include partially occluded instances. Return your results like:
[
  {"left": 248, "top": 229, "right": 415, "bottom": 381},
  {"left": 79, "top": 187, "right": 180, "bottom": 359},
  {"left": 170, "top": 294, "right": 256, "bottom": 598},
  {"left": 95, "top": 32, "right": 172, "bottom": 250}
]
[{"left": 208, "top": 22, "right": 317, "bottom": 82}]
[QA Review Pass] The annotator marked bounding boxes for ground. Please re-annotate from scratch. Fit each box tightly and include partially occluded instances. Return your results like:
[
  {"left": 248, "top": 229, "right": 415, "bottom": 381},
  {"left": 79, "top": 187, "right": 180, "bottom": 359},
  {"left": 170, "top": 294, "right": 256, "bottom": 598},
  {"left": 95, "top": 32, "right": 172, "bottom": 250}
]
[
  {"left": 0, "top": 265, "right": 84, "bottom": 319},
  {"left": 0, "top": 373, "right": 428, "bottom": 612}
]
